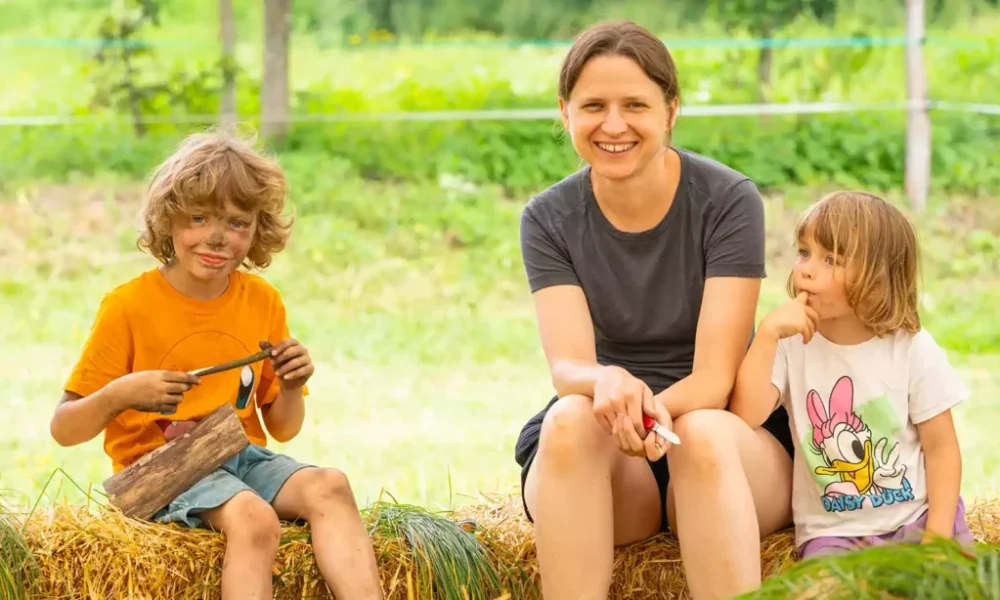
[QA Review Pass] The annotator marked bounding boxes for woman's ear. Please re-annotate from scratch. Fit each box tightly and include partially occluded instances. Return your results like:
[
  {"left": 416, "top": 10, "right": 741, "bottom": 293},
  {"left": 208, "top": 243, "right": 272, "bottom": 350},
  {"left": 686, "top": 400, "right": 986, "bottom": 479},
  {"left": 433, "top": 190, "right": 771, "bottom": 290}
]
[
  {"left": 666, "top": 97, "right": 680, "bottom": 131},
  {"left": 558, "top": 97, "right": 570, "bottom": 131}
]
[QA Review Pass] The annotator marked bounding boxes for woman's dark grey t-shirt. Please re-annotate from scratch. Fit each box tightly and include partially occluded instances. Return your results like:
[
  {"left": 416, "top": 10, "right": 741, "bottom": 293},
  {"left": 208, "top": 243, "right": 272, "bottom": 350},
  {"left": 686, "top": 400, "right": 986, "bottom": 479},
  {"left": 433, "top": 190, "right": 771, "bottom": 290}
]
[{"left": 519, "top": 148, "right": 766, "bottom": 393}]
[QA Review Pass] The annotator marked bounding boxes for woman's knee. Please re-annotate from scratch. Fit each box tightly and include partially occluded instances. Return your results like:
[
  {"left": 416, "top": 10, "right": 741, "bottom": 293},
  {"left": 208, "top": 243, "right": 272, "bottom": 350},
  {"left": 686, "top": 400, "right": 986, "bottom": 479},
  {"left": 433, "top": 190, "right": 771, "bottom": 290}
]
[
  {"left": 669, "top": 409, "right": 744, "bottom": 477},
  {"left": 537, "top": 394, "right": 609, "bottom": 467},
  {"left": 220, "top": 492, "right": 281, "bottom": 553}
]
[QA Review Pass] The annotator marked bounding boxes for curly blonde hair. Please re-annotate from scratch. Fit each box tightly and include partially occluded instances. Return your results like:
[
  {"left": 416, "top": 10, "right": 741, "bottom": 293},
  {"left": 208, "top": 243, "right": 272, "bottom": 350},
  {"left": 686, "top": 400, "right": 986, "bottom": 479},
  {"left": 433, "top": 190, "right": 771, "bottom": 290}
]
[
  {"left": 139, "top": 129, "right": 292, "bottom": 270},
  {"left": 787, "top": 191, "right": 922, "bottom": 337}
]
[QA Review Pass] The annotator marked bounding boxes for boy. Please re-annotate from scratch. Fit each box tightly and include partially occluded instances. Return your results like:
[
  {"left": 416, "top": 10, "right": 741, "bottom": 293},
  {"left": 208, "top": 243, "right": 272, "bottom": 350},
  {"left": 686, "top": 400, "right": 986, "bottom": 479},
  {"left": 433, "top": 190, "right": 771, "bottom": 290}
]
[{"left": 51, "top": 130, "right": 383, "bottom": 600}]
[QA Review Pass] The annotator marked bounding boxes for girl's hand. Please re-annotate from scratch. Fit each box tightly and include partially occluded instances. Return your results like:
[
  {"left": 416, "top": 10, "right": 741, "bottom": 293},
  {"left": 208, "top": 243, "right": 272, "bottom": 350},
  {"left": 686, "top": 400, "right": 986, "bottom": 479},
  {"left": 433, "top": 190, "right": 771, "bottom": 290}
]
[
  {"left": 268, "top": 339, "right": 314, "bottom": 390},
  {"left": 760, "top": 292, "right": 820, "bottom": 343}
]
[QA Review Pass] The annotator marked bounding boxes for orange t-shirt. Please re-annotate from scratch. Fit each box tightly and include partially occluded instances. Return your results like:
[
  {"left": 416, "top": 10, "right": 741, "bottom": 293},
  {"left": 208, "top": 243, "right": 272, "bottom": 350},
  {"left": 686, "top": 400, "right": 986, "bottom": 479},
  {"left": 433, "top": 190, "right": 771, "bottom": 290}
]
[{"left": 64, "top": 268, "right": 308, "bottom": 473}]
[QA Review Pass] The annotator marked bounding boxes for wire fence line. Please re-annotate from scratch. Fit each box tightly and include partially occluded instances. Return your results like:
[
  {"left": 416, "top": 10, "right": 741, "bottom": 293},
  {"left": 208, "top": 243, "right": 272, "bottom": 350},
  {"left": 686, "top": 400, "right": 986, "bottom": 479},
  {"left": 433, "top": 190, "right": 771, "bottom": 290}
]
[
  {"left": 0, "top": 34, "right": 994, "bottom": 50},
  {"left": 1, "top": 100, "right": 997, "bottom": 127}
]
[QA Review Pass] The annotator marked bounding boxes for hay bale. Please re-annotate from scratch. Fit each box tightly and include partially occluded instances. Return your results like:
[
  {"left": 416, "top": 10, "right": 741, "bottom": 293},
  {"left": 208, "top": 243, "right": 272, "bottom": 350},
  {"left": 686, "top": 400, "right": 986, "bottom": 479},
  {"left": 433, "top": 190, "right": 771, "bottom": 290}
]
[
  {"left": 16, "top": 501, "right": 532, "bottom": 600},
  {"left": 13, "top": 496, "right": 1000, "bottom": 599}
]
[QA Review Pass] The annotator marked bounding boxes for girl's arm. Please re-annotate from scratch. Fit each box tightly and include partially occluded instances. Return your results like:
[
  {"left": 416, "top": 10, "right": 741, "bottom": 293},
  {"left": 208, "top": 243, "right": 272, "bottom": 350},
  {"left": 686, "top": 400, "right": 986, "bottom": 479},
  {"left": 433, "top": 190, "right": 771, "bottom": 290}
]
[
  {"left": 729, "top": 292, "right": 818, "bottom": 427},
  {"left": 728, "top": 330, "right": 781, "bottom": 429},
  {"left": 916, "top": 409, "right": 962, "bottom": 540}
]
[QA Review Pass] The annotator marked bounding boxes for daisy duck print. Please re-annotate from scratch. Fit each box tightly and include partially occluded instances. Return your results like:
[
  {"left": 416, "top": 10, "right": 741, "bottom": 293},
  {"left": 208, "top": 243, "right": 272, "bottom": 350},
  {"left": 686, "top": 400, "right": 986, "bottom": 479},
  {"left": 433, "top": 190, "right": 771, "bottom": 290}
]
[{"left": 806, "top": 376, "right": 912, "bottom": 513}]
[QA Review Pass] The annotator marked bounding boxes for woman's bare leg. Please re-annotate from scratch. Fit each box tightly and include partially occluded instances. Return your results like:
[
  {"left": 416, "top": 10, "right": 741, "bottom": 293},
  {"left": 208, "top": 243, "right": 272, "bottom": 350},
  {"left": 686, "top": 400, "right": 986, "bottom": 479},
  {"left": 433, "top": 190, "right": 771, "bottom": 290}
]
[
  {"left": 523, "top": 394, "right": 663, "bottom": 600},
  {"left": 666, "top": 409, "right": 793, "bottom": 600}
]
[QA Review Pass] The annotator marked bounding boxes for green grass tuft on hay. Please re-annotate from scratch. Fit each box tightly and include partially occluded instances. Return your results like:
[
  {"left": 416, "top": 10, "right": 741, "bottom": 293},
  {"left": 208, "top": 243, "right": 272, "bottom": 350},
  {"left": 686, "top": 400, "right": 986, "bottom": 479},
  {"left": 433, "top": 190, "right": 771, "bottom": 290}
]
[
  {"left": 0, "top": 498, "right": 39, "bottom": 600},
  {"left": 747, "top": 538, "right": 1000, "bottom": 600},
  {"left": 367, "top": 502, "right": 503, "bottom": 600}
]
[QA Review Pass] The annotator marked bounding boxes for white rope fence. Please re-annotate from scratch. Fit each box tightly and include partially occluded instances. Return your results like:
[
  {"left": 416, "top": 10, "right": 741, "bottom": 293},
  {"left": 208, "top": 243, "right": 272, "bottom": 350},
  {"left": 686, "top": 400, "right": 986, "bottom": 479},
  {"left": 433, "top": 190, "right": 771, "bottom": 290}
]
[{"left": 1, "top": 101, "right": 998, "bottom": 127}]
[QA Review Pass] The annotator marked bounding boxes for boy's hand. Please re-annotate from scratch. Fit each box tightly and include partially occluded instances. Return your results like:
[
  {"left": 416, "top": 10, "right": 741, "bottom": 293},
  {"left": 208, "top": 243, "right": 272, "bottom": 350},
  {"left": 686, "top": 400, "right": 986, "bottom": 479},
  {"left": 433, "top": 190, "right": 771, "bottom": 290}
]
[
  {"left": 109, "top": 370, "right": 200, "bottom": 415},
  {"left": 268, "top": 338, "right": 314, "bottom": 390},
  {"left": 760, "top": 292, "right": 820, "bottom": 343}
]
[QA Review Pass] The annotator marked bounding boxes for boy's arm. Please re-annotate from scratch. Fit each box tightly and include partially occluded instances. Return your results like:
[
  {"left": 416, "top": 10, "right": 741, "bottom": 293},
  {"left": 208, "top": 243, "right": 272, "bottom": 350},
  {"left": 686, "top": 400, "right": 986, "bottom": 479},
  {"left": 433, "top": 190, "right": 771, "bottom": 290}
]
[
  {"left": 51, "top": 389, "right": 125, "bottom": 447},
  {"left": 729, "top": 330, "right": 781, "bottom": 429},
  {"left": 916, "top": 409, "right": 962, "bottom": 541},
  {"left": 51, "top": 370, "right": 198, "bottom": 446},
  {"left": 262, "top": 388, "right": 305, "bottom": 443},
  {"left": 260, "top": 338, "right": 313, "bottom": 443}
]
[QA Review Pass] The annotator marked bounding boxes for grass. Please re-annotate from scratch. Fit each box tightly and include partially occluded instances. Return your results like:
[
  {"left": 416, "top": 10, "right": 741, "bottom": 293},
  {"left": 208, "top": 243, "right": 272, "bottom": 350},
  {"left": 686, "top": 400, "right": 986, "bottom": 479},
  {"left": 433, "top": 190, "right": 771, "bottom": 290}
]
[
  {"left": 368, "top": 503, "right": 503, "bottom": 600},
  {"left": 0, "top": 496, "right": 38, "bottom": 600},
  {"left": 1, "top": 174, "right": 998, "bottom": 515},
  {"left": 747, "top": 538, "right": 1000, "bottom": 599}
]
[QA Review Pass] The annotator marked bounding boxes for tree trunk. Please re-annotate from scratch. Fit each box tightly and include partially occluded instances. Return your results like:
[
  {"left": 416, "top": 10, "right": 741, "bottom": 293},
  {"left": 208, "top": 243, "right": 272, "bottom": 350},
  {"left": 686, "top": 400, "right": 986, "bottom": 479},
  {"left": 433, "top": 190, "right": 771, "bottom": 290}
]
[
  {"left": 102, "top": 404, "right": 249, "bottom": 520},
  {"left": 261, "top": 0, "right": 291, "bottom": 143},
  {"left": 905, "top": 0, "right": 930, "bottom": 210},
  {"left": 219, "top": 0, "right": 237, "bottom": 126},
  {"left": 756, "top": 24, "right": 773, "bottom": 106},
  {"left": 121, "top": 45, "right": 147, "bottom": 138}
]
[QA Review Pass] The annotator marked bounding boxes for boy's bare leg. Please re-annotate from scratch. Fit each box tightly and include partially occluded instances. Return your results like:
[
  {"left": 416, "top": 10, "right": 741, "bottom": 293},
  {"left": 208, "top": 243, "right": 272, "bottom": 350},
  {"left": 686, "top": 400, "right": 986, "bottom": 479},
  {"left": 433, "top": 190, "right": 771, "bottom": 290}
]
[
  {"left": 199, "top": 491, "right": 282, "bottom": 600},
  {"left": 272, "top": 467, "right": 384, "bottom": 599}
]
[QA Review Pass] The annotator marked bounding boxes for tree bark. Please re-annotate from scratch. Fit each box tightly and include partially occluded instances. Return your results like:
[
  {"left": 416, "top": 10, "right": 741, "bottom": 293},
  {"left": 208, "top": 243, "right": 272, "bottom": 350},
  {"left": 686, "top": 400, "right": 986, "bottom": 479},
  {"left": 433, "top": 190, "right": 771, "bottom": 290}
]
[
  {"left": 905, "top": 0, "right": 930, "bottom": 210},
  {"left": 756, "top": 24, "right": 773, "bottom": 106},
  {"left": 103, "top": 404, "right": 249, "bottom": 520},
  {"left": 261, "top": 0, "right": 292, "bottom": 143},
  {"left": 219, "top": 0, "right": 237, "bottom": 126}
]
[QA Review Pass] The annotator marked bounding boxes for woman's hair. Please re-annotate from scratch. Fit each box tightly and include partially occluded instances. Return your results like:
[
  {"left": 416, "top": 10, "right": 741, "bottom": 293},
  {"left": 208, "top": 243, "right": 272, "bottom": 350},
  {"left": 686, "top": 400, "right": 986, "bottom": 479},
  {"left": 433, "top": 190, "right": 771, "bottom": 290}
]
[
  {"left": 139, "top": 128, "right": 292, "bottom": 270},
  {"left": 787, "top": 191, "right": 922, "bottom": 336},
  {"left": 558, "top": 20, "right": 680, "bottom": 108}
]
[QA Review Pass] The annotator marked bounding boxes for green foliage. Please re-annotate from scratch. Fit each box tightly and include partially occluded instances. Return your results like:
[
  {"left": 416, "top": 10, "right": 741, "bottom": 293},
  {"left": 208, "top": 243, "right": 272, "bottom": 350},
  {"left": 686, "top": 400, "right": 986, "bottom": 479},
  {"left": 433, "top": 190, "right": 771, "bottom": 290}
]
[
  {"left": 3, "top": 108, "right": 997, "bottom": 199},
  {"left": 747, "top": 539, "right": 1000, "bottom": 599},
  {"left": 3, "top": 0, "right": 997, "bottom": 195},
  {"left": 87, "top": 0, "right": 237, "bottom": 138},
  {"left": 90, "top": 0, "right": 163, "bottom": 137},
  {"left": 704, "top": 0, "right": 838, "bottom": 34}
]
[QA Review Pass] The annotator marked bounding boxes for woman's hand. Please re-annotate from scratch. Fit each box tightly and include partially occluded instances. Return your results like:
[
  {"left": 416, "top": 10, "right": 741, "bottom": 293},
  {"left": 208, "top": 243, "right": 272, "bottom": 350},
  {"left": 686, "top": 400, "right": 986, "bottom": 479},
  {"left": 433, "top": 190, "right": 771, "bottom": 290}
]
[
  {"left": 612, "top": 393, "right": 673, "bottom": 462},
  {"left": 611, "top": 391, "right": 675, "bottom": 460},
  {"left": 593, "top": 365, "right": 653, "bottom": 449}
]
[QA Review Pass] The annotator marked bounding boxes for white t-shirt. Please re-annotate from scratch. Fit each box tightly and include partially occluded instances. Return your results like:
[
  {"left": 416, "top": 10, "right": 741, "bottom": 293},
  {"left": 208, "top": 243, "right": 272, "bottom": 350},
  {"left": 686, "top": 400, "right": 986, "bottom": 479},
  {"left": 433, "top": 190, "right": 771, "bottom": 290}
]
[{"left": 771, "top": 328, "right": 968, "bottom": 546}]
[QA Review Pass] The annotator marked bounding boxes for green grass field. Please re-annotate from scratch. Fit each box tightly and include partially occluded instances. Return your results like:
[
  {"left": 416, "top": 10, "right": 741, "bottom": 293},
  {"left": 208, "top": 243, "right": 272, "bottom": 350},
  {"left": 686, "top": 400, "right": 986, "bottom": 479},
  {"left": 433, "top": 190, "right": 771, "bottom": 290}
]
[
  {"left": 1, "top": 176, "right": 998, "bottom": 513},
  {"left": 2, "top": 0, "right": 998, "bottom": 516}
]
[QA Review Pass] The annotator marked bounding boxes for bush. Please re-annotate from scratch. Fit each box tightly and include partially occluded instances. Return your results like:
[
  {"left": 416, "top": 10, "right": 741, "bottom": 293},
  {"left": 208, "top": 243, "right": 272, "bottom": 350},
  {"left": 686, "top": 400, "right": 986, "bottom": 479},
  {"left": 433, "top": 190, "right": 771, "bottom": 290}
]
[{"left": 3, "top": 109, "right": 997, "bottom": 198}]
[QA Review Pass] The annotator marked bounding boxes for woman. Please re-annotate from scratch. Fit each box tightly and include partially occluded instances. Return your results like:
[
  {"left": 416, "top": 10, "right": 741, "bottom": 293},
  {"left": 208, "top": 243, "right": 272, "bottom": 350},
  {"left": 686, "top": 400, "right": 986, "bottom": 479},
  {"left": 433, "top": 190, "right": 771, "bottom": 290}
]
[{"left": 513, "top": 20, "right": 795, "bottom": 600}]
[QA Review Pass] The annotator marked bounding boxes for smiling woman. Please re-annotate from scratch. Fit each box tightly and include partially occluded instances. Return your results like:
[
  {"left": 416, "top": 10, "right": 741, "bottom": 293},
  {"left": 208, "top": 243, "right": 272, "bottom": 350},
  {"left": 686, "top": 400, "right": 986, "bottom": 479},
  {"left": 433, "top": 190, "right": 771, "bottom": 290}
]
[{"left": 511, "top": 20, "right": 796, "bottom": 600}]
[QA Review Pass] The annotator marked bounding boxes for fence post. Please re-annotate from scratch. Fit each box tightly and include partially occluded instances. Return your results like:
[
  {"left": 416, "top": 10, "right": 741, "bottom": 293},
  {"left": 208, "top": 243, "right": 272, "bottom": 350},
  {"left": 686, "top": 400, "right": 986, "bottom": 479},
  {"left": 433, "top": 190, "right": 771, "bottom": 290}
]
[{"left": 905, "top": 0, "right": 930, "bottom": 210}]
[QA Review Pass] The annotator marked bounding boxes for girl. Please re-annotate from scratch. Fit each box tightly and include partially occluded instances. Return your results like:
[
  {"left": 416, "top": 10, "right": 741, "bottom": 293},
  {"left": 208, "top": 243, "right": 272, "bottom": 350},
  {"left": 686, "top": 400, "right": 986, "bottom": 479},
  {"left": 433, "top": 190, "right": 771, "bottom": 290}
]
[{"left": 730, "top": 190, "right": 973, "bottom": 559}]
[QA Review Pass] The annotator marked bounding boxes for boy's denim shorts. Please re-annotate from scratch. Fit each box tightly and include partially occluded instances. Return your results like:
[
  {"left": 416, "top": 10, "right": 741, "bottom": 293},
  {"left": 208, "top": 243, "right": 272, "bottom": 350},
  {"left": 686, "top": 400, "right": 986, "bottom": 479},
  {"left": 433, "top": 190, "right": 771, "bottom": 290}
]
[{"left": 153, "top": 443, "right": 312, "bottom": 529}]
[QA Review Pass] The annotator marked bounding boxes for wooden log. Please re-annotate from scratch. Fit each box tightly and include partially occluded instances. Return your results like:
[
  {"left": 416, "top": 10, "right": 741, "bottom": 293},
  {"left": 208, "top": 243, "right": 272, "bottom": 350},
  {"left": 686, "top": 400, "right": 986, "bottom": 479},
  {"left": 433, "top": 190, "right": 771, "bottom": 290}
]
[{"left": 103, "top": 403, "right": 249, "bottom": 520}]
